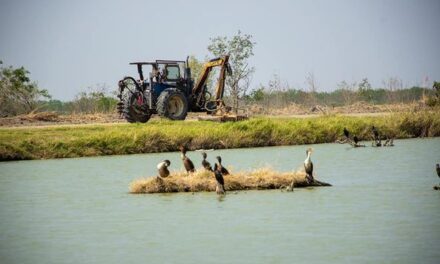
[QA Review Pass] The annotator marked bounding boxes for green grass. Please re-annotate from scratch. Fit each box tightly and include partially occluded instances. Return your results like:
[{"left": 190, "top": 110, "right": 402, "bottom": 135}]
[{"left": 1, "top": 111, "right": 439, "bottom": 161}]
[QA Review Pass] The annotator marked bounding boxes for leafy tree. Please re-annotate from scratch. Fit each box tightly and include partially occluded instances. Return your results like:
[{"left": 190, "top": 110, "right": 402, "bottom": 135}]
[
  {"left": 188, "top": 55, "right": 214, "bottom": 90},
  {"left": 0, "top": 61, "right": 51, "bottom": 117},
  {"left": 188, "top": 55, "right": 203, "bottom": 82},
  {"left": 250, "top": 86, "right": 265, "bottom": 102},
  {"left": 207, "top": 31, "right": 256, "bottom": 112}
]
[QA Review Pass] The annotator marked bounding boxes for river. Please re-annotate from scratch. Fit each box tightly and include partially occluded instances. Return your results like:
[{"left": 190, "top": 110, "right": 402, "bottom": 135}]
[{"left": 0, "top": 138, "right": 439, "bottom": 263}]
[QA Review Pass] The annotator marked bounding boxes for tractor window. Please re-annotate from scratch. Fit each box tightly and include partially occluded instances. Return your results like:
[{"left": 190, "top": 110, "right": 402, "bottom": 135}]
[{"left": 166, "top": 65, "right": 180, "bottom": 80}]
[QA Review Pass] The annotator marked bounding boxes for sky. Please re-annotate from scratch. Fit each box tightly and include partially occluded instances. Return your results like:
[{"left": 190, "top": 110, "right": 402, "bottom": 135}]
[{"left": 1, "top": 0, "right": 439, "bottom": 100}]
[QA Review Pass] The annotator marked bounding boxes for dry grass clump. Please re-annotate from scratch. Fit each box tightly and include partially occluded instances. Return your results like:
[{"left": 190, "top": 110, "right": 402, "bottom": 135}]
[{"left": 130, "top": 167, "right": 329, "bottom": 194}]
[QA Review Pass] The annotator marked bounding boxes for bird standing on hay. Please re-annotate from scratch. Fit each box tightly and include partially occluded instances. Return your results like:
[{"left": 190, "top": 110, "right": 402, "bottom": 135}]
[
  {"left": 304, "top": 148, "right": 314, "bottom": 184},
  {"left": 157, "top": 160, "right": 171, "bottom": 178},
  {"left": 201, "top": 152, "right": 213, "bottom": 171},
  {"left": 214, "top": 156, "right": 229, "bottom": 175},
  {"left": 214, "top": 169, "right": 226, "bottom": 195},
  {"left": 179, "top": 145, "right": 195, "bottom": 173}
]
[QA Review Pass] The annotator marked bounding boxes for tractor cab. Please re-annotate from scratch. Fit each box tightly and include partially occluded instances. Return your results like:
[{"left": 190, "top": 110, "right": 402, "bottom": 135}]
[{"left": 129, "top": 60, "right": 189, "bottom": 97}]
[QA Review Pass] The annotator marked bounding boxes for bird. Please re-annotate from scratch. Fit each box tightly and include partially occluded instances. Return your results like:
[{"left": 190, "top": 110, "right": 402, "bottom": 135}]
[
  {"left": 201, "top": 152, "right": 213, "bottom": 171},
  {"left": 353, "top": 135, "right": 359, "bottom": 144},
  {"left": 304, "top": 148, "right": 314, "bottom": 184},
  {"left": 214, "top": 156, "right": 230, "bottom": 175},
  {"left": 436, "top": 164, "right": 440, "bottom": 178},
  {"left": 372, "top": 126, "right": 380, "bottom": 141},
  {"left": 214, "top": 169, "right": 226, "bottom": 195},
  {"left": 179, "top": 145, "right": 195, "bottom": 173},
  {"left": 343, "top": 127, "right": 350, "bottom": 139},
  {"left": 157, "top": 160, "right": 171, "bottom": 178}
]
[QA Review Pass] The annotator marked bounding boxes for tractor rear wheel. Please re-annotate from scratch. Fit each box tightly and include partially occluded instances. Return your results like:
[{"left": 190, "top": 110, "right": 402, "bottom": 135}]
[
  {"left": 156, "top": 88, "right": 188, "bottom": 120},
  {"left": 123, "top": 92, "right": 152, "bottom": 123}
]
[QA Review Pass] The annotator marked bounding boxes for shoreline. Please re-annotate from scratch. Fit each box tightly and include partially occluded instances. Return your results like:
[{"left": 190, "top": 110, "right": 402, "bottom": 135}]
[{"left": 1, "top": 111, "right": 439, "bottom": 161}]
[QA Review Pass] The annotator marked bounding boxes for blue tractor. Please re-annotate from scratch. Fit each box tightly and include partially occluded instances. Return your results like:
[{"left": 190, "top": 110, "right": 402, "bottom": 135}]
[{"left": 117, "top": 56, "right": 231, "bottom": 123}]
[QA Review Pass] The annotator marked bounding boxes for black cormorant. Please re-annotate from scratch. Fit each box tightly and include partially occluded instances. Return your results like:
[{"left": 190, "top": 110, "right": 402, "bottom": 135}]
[
  {"left": 201, "top": 152, "right": 213, "bottom": 171},
  {"left": 353, "top": 135, "right": 359, "bottom": 144},
  {"left": 214, "top": 170, "right": 226, "bottom": 195},
  {"left": 304, "top": 148, "right": 314, "bottom": 184},
  {"left": 179, "top": 146, "right": 195, "bottom": 173},
  {"left": 157, "top": 160, "right": 171, "bottom": 178},
  {"left": 343, "top": 127, "right": 350, "bottom": 139},
  {"left": 214, "top": 156, "right": 229, "bottom": 175},
  {"left": 436, "top": 164, "right": 440, "bottom": 178}
]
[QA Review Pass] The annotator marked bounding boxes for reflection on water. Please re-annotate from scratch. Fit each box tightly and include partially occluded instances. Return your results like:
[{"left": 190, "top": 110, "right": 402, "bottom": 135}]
[{"left": 0, "top": 138, "right": 439, "bottom": 264}]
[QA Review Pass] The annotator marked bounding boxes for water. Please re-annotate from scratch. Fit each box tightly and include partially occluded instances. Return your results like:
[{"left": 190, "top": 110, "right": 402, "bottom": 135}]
[{"left": 0, "top": 138, "right": 439, "bottom": 264}]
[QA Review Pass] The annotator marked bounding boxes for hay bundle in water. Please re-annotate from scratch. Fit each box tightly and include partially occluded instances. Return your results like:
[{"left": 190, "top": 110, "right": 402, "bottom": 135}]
[{"left": 129, "top": 167, "right": 331, "bottom": 194}]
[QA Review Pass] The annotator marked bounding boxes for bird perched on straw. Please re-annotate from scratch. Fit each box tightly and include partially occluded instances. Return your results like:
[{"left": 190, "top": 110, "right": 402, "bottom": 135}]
[
  {"left": 179, "top": 145, "right": 195, "bottom": 173},
  {"left": 214, "top": 156, "right": 229, "bottom": 175},
  {"left": 214, "top": 169, "right": 226, "bottom": 195},
  {"left": 304, "top": 148, "right": 314, "bottom": 184},
  {"left": 157, "top": 160, "right": 171, "bottom": 178},
  {"left": 201, "top": 152, "right": 213, "bottom": 171}
]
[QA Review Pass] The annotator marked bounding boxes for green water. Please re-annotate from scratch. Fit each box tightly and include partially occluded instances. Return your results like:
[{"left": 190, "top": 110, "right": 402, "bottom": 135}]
[{"left": 0, "top": 138, "right": 439, "bottom": 264}]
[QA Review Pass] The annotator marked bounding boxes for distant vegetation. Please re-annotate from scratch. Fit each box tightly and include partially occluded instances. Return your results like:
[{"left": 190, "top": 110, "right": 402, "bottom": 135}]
[
  {"left": 1, "top": 111, "right": 439, "bottom": 161},
  {"left": 243, "top": 76, "right": 436, "bottom": 109},
  {"left": 39, "top": 84, "right": 118, "bottom": 114}
]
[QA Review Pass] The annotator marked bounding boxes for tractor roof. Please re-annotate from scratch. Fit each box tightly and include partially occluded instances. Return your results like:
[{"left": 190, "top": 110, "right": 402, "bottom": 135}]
[{"left": 129, "top": 60, "right": 185, "bottom": 66}]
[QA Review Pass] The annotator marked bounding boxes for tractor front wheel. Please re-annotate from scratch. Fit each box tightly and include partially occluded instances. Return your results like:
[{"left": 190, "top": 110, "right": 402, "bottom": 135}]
[
  {"left": 123, "top": 93, "right": 152, "bottom": 123},
  {"left": 156, "top": 88, "right": 188, "bottom": 120}
]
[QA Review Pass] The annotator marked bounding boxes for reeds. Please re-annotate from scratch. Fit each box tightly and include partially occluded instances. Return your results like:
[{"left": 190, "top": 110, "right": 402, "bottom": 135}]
[
  {"left": 129, "top": 167, "right": 330, "bottom": 194},
  {"left": 1, "top": 110, "right": 439, "bottom": 161}
]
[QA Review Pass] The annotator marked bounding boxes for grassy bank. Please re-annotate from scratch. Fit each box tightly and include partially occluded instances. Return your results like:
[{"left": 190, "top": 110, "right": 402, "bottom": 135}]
[
  {"left": 1, "top": 111, "right": 439, "bottom": 161},
  {"left": 130, "top": 168, "right": 330, "bottom": 194}
]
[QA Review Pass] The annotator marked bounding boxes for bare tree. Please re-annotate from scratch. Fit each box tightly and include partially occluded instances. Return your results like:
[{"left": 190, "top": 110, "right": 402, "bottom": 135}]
[
  {"left": 383, "top": 77, "right": 403, "bottom": 103},
  {"left": 305, "top": 72, "right": 318, "bottom": 106},
  {"left": 337, "top": 80, "right": 358, "bottom": 105}
]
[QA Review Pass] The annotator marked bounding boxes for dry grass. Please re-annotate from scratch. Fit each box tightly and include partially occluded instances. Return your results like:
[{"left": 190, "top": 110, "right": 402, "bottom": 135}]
[{"left": 130, "top": 167, "right": 329, "bottom": 194}]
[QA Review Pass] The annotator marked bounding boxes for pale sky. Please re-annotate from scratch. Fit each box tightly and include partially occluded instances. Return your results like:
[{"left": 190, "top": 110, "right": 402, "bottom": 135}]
[{"left": 1, "top": 0, "right": 439, "bottom": 100}]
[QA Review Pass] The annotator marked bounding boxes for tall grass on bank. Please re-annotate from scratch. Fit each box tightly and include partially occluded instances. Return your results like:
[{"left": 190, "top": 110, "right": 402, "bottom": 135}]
[
  {"left": 1, "top": 111, "right": 439, "bottom": 161},
  {"left": 130, "top": 167, "right": 329, "bottom": 194}
]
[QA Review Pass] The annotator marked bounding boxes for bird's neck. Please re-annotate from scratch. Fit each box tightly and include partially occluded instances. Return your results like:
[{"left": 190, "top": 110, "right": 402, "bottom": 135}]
[
  {"left": 180, "top": 153, "right": 186, "bottom": 160},
  {"left": 305, "top": 152, "right": 311, "bottom": 163}
]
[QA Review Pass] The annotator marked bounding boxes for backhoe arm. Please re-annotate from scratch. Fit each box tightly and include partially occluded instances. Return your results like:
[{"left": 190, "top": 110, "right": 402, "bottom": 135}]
[{"left": 192, "top": 55, "right": 230, "bottom": 103}]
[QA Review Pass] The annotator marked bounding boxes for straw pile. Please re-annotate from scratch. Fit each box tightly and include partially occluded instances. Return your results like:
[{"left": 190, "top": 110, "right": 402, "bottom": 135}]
[{"left": 129, "top": 167, "right": 331, "bottom": 194}]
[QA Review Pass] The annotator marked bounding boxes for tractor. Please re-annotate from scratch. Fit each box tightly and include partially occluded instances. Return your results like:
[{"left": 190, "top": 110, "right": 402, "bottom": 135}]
[{"left": 116, "top": 56, "right": 231, "bottom": 123}]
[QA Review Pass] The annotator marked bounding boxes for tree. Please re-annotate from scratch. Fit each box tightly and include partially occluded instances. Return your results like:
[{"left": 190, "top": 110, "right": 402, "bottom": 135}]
[
  {"left": 207, "top": 31, "right": 256, "bottom": 112},
  {"left": 0, "top": 61, "right": 51, "bottom": 117},
  {"left": 188, "top": 55, "right": 214, "bottom": 90},
  {"left": 358, "top": 78, "right": 373, "bottom": 102},
  {"left": 188, "top": 55, "right": 203, "bottom": 82},
  {"left": 305, "top": 72, "right": 318, "bottom": 106},
  {"left": 70, "top": 83, "right": 117, "bottom": 113},
  {"left": 383, "top": 77, "right": 403, "bottom": 103},
  {"left": 336, "top": 80, "right": 358, "bottom": 105}
]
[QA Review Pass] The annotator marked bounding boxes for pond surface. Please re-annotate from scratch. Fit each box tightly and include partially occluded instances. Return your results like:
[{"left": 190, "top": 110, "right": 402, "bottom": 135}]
[{"left": 1, "top": 138, "right": 439, "bottom": 264}]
